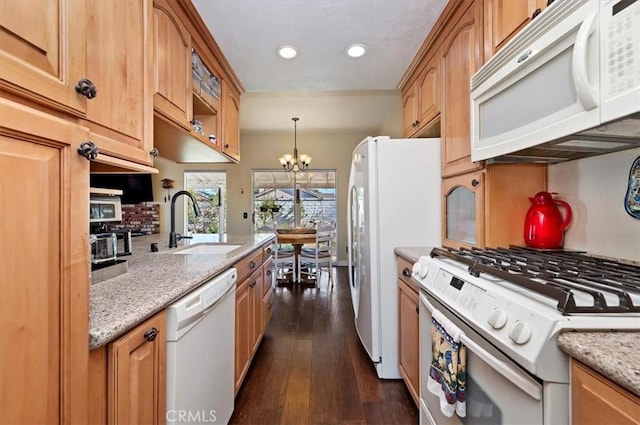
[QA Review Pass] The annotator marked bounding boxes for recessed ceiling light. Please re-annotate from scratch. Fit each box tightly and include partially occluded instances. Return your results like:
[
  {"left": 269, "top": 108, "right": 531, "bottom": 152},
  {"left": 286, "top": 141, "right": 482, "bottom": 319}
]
[
  {"left": 345, "top": 43, "right": 367, "bottom": 58},
  {"left": 277, "top": 45, "right": 298, "bottom": 59}
]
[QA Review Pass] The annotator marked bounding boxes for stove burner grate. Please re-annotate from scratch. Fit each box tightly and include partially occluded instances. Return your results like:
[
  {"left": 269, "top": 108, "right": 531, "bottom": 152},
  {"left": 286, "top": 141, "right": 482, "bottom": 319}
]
[{"left": 430, "top": 246, "right": 640, "bottom": 315}]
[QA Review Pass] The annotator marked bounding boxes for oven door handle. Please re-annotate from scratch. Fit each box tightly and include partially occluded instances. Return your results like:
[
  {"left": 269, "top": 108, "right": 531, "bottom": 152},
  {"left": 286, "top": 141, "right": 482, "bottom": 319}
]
[{"left": 420, "top": 293, "right": 542, "bottom": 401}]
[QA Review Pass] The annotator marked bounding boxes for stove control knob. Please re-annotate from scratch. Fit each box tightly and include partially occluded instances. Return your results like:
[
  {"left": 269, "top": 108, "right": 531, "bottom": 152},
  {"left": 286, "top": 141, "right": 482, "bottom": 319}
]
[
  {"left": 509, "top": 321, "right": 532, "bottom": 345},
  {"left": 487, "top": 308, "right": 508, "bottom": 329},
  {"left": 412, "top": 263, "right": 429, "bottom": 279}
]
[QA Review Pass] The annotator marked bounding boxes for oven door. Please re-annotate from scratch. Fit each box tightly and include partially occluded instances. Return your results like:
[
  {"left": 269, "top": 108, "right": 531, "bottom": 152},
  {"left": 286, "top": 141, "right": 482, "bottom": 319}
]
[{"left": 419, "top": 290, "right": 543, "bottom": 425}]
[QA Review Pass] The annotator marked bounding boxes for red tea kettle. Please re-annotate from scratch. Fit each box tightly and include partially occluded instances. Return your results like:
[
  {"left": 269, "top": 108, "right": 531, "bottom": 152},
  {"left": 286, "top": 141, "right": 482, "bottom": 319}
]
[{"left": 524, "top": 192, "right": 572, "bottom": 249}]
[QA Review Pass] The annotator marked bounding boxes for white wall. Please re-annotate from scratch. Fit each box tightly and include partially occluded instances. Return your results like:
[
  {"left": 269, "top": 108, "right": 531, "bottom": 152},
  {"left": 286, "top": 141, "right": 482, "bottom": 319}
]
[{"left": 548, "top": 148, "right": 640, "bottom": 261}]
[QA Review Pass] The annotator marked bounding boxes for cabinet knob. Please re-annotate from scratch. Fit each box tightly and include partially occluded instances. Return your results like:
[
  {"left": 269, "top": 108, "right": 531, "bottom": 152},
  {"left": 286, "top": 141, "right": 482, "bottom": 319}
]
[
  {"left": 149, "top": 148, "right": 159, "bottom": 157},
  {"left": 402, "top": 267, "right": 411, "bottom": 277},
  {"left": 250, "top": 280, "right": 257, "bottom": 288},
  {"left": 415, "top": 120, "right": 420, "bottom": 126},
  {"left": 144, "top": 327, "right": 158, "bottom": 342},
  {"left": 224, "top": 144, "right": 229, "bottom": 149},
  {"left": 266, "top": 269, "right": 272, "bottom": 276},
  {"left": 471, "top": 178, "right": 479, "bottom": 187},
  {"left": 75, "top": 78, "right": 97, "bottom": 99},
  {"left": 249, "top": 260, "right": 256, "bottom": 269},
  {"left": 77, "top": 141, "right": 99, "bottom": 160},
  {"left": 532, "top": 8, "right": 542, "bottom": 19}
]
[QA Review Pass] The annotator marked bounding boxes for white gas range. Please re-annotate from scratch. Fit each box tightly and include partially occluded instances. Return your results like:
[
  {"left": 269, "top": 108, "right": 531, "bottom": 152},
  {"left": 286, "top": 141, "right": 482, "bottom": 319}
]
[{"left": 412, "top": 246, "right": 639, "bottom": 425}]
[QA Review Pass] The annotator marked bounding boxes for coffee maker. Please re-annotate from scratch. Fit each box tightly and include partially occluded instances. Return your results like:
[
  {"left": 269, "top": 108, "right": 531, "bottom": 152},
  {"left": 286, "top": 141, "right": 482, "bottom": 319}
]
[{"left": 89, "top": 188, "right": 132, "bottom": 277}]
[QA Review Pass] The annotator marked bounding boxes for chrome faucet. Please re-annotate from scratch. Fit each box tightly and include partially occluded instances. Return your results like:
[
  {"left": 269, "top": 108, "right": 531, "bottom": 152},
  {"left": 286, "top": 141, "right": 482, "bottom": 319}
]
[{"left": 169, "top": 190, "right": 201, "bottom": 248}]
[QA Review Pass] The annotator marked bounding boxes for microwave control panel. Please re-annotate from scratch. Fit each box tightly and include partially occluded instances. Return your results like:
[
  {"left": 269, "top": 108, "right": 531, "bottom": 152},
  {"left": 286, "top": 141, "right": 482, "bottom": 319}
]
[{"left": 604, "top": 0, "right": 639, "bottom": 97}]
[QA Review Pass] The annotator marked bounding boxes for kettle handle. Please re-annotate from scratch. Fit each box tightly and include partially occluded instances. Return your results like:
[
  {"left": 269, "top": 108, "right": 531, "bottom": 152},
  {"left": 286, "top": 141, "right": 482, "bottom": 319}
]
[{"left": 554, "top": 200, "right": 573, "bottom": 230}]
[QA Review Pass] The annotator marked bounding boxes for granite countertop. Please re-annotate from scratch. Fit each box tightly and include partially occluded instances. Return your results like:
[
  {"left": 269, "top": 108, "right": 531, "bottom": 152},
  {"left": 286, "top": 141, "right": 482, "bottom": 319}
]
[
  {"left": 89, "top": 232, "right": 274, "bottom": 349},
  {"left": 395, "top": 246, "right": 640, "bottom": 397},
  {"left": 394, "top": 246, "right": 433, "bottom": 263},
  {"left": 558, "top": 332, "right": 640, "bottom": 397}
]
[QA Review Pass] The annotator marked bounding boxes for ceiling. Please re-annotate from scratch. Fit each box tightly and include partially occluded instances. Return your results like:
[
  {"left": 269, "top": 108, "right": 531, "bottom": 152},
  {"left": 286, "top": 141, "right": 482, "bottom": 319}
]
[{"left": 192, "top": 0, "right": 447, "bottom": 133}]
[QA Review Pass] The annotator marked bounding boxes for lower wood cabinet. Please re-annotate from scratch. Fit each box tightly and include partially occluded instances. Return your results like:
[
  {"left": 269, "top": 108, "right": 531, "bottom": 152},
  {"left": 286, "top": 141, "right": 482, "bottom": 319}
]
[
  {"left": 89, "top": 310, "right": 167, "bottom": 425},
  {"left": 571, "top": 359, "right": 640, "bottom": 425},
  {"left": 234, "top": 243, "right": 275, "bottom": 394},
  {"left": 397, "top": 255, "right": 420, "bottom": 406}
]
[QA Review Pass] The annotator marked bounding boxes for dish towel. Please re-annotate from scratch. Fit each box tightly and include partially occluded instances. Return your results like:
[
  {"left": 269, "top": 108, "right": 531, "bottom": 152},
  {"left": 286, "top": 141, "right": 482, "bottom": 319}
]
[{"left": 427, "top": 309, "right": 467, "bottom": 418}]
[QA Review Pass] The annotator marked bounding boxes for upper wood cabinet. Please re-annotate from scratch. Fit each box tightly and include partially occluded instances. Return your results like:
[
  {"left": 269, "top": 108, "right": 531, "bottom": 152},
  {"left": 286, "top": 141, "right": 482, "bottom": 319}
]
[
  {"left": 403, "top": 54, "right": 440, "bottom": 138},
  {"left": 83, "top": 0, "right": 155, "bottom": 166},
  {"left": 484, "top": 0, "right": 547, "bottom": 60},
  {"left": 442, "top": 164, "right": 546, "bottom": 249},
  {"left": 221, "top": 80, "right": 241, "bottom": 162},
  {"left": 153, "top": 0, "right": 192, "bottom": 130},
  {"left": 0, "top": 0, "right": 87, "bottom": 115},
  {"left": 441, "top": 0, "right": 484, "bottom": 177},
  {"left": 0, "top": 98, "right": 89, "bottom": 424}
]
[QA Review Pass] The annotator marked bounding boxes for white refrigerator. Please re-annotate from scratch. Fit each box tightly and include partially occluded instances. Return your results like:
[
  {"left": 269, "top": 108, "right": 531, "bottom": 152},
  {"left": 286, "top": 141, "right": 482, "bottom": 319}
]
[{"left": 347, "top": 136, "right": 441, "bottom": 379}]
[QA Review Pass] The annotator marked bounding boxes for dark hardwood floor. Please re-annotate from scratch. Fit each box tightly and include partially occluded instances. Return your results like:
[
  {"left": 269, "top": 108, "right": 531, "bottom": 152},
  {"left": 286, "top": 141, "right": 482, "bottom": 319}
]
[{"left": 230, "top": 267, "right": 419, "bottom": 425}]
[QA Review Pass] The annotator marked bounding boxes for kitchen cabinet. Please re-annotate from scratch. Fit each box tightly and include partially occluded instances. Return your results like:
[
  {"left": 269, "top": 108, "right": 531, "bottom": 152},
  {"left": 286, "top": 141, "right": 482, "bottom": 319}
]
[
  {"left": 83, "top": 0, "right": 155, "bottom": 166},
  {"left": 441, "top": 0, "right": 484, "bottom": 177},
  {"left": 442, "top": 164, "right": 547, "bottom": 249},
  {"left": 0, "top": 0, "right": 86, "bottom": 115},
  {"left": 108, "top": 311, "right": 167, "bottom": 424},
  {"left": 571, "top": 359, "right": 640, "bottom": 425},
  {"left": 153, "top": 0, "right": 192, "bottom": 130},
  {"left": 151, "top": 0, "right": 242, "bottom": 164},
  {"left": 234, "top": 245, "right": 273, "bottom": 393},
  {"left": 88, "top": 310, "right": 167, "bottom": 425},
  {"left": 402, "top": 53, "right": 440, "bottom": 138},
  {"left": 1, "top": 0, "right": 157, "bottom": 170},
  {"left": 483, "top": 0, "right": 547, "bottom": 60},
  {"left": 396, "top": 255, "right": 420, "bottom": 407},
  {"left": 221, "top": 79, "right": 241, "bottom": 162},
  {"left": 0, "top": 97, "right": 89, "bottom": 424}
]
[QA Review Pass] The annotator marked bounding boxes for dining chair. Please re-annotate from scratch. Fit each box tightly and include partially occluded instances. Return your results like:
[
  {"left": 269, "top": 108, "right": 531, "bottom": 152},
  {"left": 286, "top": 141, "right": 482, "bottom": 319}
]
[
  {"left": 298, "top": 221, "right": 335, "bottom": 288},
  {"left": 272, "top": 231, "right": 296, "bottom": 284}
]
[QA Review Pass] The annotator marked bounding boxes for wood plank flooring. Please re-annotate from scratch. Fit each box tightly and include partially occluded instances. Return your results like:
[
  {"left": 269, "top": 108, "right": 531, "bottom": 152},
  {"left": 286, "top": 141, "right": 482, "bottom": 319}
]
[{"left": 230, "top": 267, "right": 419, "bottom": 425}]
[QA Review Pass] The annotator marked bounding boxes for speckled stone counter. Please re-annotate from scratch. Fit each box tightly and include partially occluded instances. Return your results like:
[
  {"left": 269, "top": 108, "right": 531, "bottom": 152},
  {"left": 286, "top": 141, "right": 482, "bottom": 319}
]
[
  {"left": 558, "top": 332, "right": 640, "bottom": 397},
  {"left": 89, "top": 233, "right": 274, "bottom": 349},
  {"left": 394, "top": 246, "right": 434, "bottom": 263}
]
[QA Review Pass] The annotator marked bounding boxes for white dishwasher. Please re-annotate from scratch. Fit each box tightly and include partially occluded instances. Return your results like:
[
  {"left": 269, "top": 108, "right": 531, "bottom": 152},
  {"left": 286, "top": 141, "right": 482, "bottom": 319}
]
[{"left": 166, "top": 268, "right": 237, "bottom": 425}]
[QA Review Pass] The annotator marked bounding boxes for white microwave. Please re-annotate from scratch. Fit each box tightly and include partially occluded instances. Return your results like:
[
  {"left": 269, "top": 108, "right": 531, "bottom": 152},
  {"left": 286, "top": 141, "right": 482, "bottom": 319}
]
[{"left": 471, "top": 0, "right": 640, "bottom": 163}]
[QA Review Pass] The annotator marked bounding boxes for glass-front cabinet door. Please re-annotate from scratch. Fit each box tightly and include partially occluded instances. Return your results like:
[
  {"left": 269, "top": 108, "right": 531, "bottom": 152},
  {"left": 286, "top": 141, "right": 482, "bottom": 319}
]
[{"left": 442, "top": 171, "right": 484, "bottom": 249}]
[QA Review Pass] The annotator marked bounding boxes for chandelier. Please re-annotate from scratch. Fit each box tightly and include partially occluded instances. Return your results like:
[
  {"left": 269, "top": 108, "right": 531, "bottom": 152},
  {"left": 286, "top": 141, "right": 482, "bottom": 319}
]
[{"left": 278, "top": 117, "right": 311, "bottom": 172}]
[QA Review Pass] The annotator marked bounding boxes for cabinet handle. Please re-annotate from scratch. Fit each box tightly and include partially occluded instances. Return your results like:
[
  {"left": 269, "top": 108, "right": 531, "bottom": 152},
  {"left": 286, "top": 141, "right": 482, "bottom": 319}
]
[
  {"left": 249, "top": 260, "right": 256, "bottom": 269},
  {"left": 415, "top": 120, "right": 420, "bottom": 126},
  {"left": 532, "top": 8, "right": 542, "bottom": 19},
  {"left": 224, "top": 144, "right": 229, "bottom": 149},
  {"left": 75, "top": 78, "right": 97, "bottom": 99},
  {"left": 249, "top": 280, "right": 257, "bottom": 288},
  {"left": 144, "top": 327, "right": 158, "bottom": 342},
  {"left": 77, "top": 141, "right": 99, "bottom": 160},
  {"left": 266, "top": 269, "right": 272, "bottom": 276},
  {"left": 149, "top": 148, "right": 159, "bottom": 157},
  {"left": 266, "top": 247, "right": 272, "bottom": 255},
  {"left": 415, "top": 305, "right": 419, "bottom": 314},
  {"left": 471, "top": 178, "right": 479, "bottom": 187},
  {"left": 402, "top": 267, "right": 411, "bottom": 277}
]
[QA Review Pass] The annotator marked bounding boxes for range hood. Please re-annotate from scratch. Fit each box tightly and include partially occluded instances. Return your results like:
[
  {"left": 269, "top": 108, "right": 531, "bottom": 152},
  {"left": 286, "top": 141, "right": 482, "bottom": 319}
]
[{"left": 486, "top": 113, "right": 640, "bottom": 164}]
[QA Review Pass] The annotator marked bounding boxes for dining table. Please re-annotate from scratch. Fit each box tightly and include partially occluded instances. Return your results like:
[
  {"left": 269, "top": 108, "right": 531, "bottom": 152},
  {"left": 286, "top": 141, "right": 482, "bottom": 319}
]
[{"left": 275, "top": 228, "right": 317, "bottom": 286}]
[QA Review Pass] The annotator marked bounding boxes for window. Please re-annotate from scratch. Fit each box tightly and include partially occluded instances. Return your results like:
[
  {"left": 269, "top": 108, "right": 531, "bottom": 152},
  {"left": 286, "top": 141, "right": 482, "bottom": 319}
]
[{"left": 184, "top": 171, "right": 227, "bottom": 234}]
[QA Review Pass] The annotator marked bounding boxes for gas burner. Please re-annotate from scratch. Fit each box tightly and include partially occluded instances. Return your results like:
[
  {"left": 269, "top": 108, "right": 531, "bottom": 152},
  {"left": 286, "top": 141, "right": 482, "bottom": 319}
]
[{"left": 430, "top": 246, "right": 640, "bottom": 315}]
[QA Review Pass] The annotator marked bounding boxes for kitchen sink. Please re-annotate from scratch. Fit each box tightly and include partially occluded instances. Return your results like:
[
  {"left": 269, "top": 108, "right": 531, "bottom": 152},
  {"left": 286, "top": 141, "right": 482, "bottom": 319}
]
[{"left": 172, "top": 244, "right": 242, "bottom": 255}]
